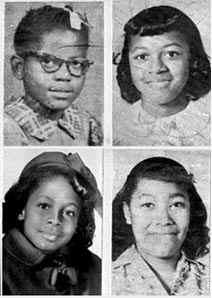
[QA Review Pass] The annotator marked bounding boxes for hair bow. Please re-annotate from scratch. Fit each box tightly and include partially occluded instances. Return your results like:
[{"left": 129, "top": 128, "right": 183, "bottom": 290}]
[
  {"left": 67, "top": 153, "right": 102, "bottom": 216},
  {"left": 64, "top": 5, "right": 92, "bottom": 30}
]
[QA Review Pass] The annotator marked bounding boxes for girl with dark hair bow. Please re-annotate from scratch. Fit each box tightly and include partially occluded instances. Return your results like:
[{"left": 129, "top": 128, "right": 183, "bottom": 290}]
[{"left": 3, "top": 151, "right": 102, "bottom": 295}]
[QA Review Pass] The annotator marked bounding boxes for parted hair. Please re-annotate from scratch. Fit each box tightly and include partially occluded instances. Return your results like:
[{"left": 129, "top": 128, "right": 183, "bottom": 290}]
[
  {"left": 112, "top": 156, "right": 209, "bottom": 261},
  {"left": 115, "top": 5, "right": 211, "bottom": 103}
]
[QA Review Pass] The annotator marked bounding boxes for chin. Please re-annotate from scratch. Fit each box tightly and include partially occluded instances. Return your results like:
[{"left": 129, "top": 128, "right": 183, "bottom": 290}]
[{"left": 152, "top": 250, "right": 178, "bottom": 259}]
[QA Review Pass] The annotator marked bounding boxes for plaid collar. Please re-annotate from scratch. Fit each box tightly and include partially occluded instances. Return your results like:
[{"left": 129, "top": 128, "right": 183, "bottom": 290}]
[
  {"left": 113, "top": 244, "right": 206, "bottom": 295},
  {"left": 5, "top": 97, "right": 82, "bottom": 141}
]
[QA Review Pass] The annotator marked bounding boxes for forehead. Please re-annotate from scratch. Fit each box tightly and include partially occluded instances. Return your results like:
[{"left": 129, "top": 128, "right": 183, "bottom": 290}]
[
  {"left": 129, "top": 31, "right": 189, "bottom": 52},
  {"left": 28, "top": 175, "right": 81, "bottom": 206},
  {"left": 132, "top": 178, "right": 188, "bottom": 198},
  {"left": 40, "top": 29, "right": 88, "bottom": 57}
]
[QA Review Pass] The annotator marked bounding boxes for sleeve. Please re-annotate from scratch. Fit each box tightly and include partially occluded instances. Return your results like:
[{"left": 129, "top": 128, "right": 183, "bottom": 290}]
[{"left": 4, "top": 113, "right": 29, "bottom": 146}]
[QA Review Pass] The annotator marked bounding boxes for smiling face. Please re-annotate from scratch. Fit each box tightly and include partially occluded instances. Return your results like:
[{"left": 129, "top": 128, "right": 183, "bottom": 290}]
[
  {"left": 22, "top": 29, "right": 88, "bottom": 111},
  {"left": 19, "top": 175, "right": 81, "bottom": 253},
  {"left": 123, "top": 178, "right": 190, "bottom": 260},
  {"left": 128, "top": 31, "right": 190, "bottom": 116}
]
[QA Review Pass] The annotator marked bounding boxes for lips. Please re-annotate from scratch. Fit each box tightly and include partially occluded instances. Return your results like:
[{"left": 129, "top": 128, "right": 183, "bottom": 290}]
[
  {"left": 149, "top": 230, "right": 178, "bottom": 235},
  {"left": 145, "top": 76, "right": 172, "bottom": 84},
  {"left": 41, "top": 231, "right": 60, "bottom": 242},
  {"left": 49, "top": 87, "right": 73, "bottom": 93}
]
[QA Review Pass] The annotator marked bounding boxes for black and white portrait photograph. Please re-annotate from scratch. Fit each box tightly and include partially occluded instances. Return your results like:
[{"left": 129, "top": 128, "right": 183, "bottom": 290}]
[
  {"left": 3, "top": 148, "right": 103, "bottom": 295},
  {"left": 113, "top": 0, "right": 210, "bottom": 146},
  {"left": 4, "top": 2, "right": 104, "bottom": 146},
  {"left": 112, "top": 149, "right": 210, "bottom": 295}
]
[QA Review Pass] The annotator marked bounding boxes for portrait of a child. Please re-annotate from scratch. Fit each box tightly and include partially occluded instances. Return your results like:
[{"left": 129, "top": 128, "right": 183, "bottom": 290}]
[
  {"left": 4, "top": 2, "right": 103, "bottom": 146},
  {"left": 113, "top": 1, "right": 210, "bottom": 146},
  {"left": 3, "top": 150, "right": 102, "bottom": 294}
]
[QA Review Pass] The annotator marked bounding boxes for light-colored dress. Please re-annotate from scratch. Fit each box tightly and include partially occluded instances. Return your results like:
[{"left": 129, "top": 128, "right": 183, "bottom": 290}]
[
  {"left": 113, "top": 95, "right": 210, "bottom": 146},
  {"left": 112, "top": 245, "right": 209, "bottom": 295},
  {"left": 4, "top": 97, "right": 103, "bottom": 146}
]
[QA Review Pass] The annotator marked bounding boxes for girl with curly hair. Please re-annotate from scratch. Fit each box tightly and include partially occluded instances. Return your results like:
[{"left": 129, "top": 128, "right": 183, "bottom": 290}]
[
  {"left": 3, "top": 151, "right": 102, "bottom": 295},
  {"left": 112, "top": 156, "right": 209, "bottom": 295},
  {"left": 113, "top": 5, "right": 210, "bottom": 146}
]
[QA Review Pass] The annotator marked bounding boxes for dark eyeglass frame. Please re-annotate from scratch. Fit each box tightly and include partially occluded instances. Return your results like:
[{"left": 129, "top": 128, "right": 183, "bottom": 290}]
[{"left": 20, "top": 51, "right": 94, "bottom": 77}]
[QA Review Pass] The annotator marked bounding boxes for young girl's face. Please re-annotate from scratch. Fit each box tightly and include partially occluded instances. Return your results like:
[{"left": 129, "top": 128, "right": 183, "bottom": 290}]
[
  {"left": 19, "top": 175, "right": 81, "bottom": 253},
  {"left": 123, "top": 178, "right": 190, "bottom": 260},
  {"left": 128, "top": 31, "right": 190, "bottom": 109},
  {"left": 22, "top": 29, "right": 88, "bottom": 111}
]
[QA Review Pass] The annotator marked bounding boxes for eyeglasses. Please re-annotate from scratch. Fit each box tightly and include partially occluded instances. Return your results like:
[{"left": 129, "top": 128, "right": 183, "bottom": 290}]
[{"left": 20, "top": 51, "right": 93, "bottom": 77}]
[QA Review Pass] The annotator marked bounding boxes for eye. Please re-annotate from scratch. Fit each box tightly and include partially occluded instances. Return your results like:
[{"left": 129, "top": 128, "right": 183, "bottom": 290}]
[
  {"left": 64, "top": 209, "right": 77, "bottom": 218},
  {"left": 165, "top": 51, "right": 181, "bottom": 59},
  {"left": 69, "top": 59, "right": 82, "bottom": 68},
  {"left": 134, "top": 53, "right": 149, "bottom": 61},
  {"left": 140, "top": 202, "right": 155, "bottom": 209},
  {"left": 38, "top": 203, "right": 50, "bottom": 210},
  {"left": 40, "top": 55, "right": 58, "bottom": 70},
  {"left": 170, "top": 201, "right": 186, "bottom": 209}
]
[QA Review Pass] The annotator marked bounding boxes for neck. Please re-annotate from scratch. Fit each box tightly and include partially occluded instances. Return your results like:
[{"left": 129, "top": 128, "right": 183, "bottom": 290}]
[
  {"left": 24, "top": 95, "right": 64, "bottom": 120},
  {"left": 138, "top": 249, "right": 179, "bottom": 274},
  {"left": 141, "top": 94, "right": 189, "bottom": 118}
]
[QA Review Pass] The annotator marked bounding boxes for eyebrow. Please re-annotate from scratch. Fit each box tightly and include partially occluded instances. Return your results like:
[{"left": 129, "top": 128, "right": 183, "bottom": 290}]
[
  {"left": 37, "top": 196, "right": 80, "bottom": 208},
  {"left": 137, "top": 193, "right": 155, "bottom": 199},
  {"left": 169, "top": 192, "right": 187, "bottom": 200},
  {"left": 130, "top": 43, "right": 185, "bottom": 53},
  {"left": 136, "top": 192, "right": 187, "bottom": 200}
]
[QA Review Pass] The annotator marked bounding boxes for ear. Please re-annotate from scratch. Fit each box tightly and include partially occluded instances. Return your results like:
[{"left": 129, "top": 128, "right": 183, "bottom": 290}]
[
  {"left": 18, "top": 209, "right": 25, "bottom": 221},
  {"left": 123, "top": 202, "right": 132, "bottom": 225},
  {"left": 10, "top": 55, "right": 25, "bottom": 80}
]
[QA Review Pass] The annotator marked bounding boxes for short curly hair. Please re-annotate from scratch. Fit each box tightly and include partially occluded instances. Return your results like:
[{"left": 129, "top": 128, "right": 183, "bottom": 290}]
[
  {"left": 112, "top": 156, "right": 209, "bottom": 261},
  {"left": 115, "top": 5, "right": 211, "bottom": 103},
  {"left": 3, "top": 165, "right": 95, "bottom": 249},
  {"left": 14, "top": 5, "right": 89, "bottom": 55}
]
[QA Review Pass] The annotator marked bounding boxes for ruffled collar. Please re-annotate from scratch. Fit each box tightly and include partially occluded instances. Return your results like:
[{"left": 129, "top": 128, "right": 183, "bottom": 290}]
[
  {"left": 5, "top": 97, "right": 82, "bottom": 141},
  {"left": 133, "top": 98, "right": 210, "bottom": 145}
]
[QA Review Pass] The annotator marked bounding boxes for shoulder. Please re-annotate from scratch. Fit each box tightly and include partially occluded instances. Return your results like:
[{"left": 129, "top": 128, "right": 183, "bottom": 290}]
[
  {"left": 4, "top": 113, "right": 29, "bottom": 145},
  {"left": 80, "top": 108, "right": 103, "bottom": 146},
  {"left": 113, "top": 99, "right": 140, "bottom": 145},
  {"left": 83, "top": 249, "right": 101, "bottom": 272},
  {"left": 112, "top": 245, "right": 136, "bottom": 275},
  {"left": 78, "top": 249, "right": 101, "bottom": 295},
  {"left": 183, "top": 255, "right": 210, "bottom": 295},
  {"left": 66, "top": 104, "right": 103, "bottom": 145}
]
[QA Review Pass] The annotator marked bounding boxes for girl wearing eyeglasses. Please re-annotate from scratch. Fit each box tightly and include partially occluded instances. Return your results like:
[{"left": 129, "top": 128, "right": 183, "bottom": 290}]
[{"left": 4, "top": 4, "right": 103, "bottom": 146}]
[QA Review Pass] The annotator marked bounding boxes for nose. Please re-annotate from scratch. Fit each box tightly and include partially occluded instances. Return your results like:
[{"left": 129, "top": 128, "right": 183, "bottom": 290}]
[
  {"left": 54, "top": 62, "right": 72, "bottom": 81},
  {"left": 149, "top": 54, "right": 168, "bottom": 74},
  {"left": 47, "top": 209, "right": 61, "bottom": 225},
  {"left": 154, "top": 206, "right": 173, "bottom": 226}
]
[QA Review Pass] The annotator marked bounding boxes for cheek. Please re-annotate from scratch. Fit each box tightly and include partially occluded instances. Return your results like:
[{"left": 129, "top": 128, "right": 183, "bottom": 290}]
[
  {"left": 74, "top": 77, "right": 86, "bottom": 93},
  {"left": 172, "top": 209, "right": 190, "bottom": 231},
  {"left": 62, "top": 221, "right": 78, "bottom": 238},
  {"left": 131, "top": 211, "right": 151, "bottom": 232},
  {"left": 130, "top": 67, "right": 147, "bottom": 90},
  {"left": 24, "top": 65, "right": 50, "bottom": 90},
  {"left": 169, "top": 60, "right": 189, "bottom": 81}
]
